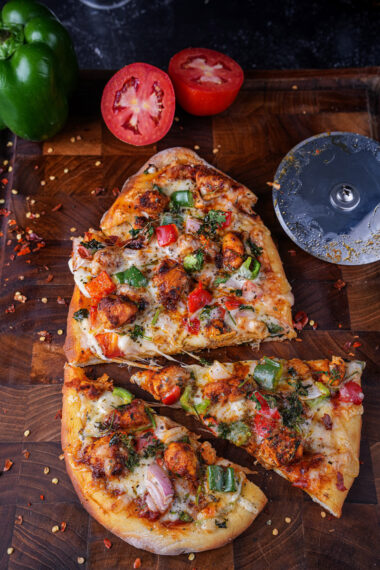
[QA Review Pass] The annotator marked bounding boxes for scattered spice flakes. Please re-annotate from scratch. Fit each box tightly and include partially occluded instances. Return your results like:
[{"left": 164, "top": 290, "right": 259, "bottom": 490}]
[
  {"left": 40, "top": 494, "right": 44, "bottom": 501},
  {"left": 272, "top": 528, "right": 279, "bottom": 536},
  {"left": 57, "top": 296, "right": 67, "bottom": 305},
  {"left": 343, "top": 340, "right": 352, "bottom": 353},
  {"left": 194, "top": 144, "right": 200, "bottom": 150},
  {"left": 52, "top": 477, "right": 59, "bottom": 485},
  {"left": 352, "top": 341, "right": 362, "bottom": 348},
  {"left": 41, "top": 297, "right": 48, "bottom": 304},
  {"left": 95, "top": 160, "right": 102, "bottom": 166},
  {"left": 24, "top": 429, "right": 31, "bottom": 437},
  {"left": 15, "top": 515, "right": 23, "bottom": 525},
  {"left": 188, "top": 553, "right": 195, "bottom": 561},
  {"left": 7, "top": 547, "right": 14, "bottom": 555},
  {"left": 0, "top": 208, "right": 11, "bottom": 217},
  {"left": 285, "top": 517, "right": 291, "bottom": 524},
  {"left": 321, "top": 511, "right": 326, "bottom": 518},
  {"left": 288, "top": 249, "right": 297, "bottom": 256},
  {"left": 333, "top": 279, "right": 346, "bottom": 291},
  {"left": 266, "top": 181, "right": 281, "bottom": 190},
  {"left": 293, "top": 310, "right": 308, "bottom": 331},
  {"left": 104, "top": 538, "right": 112, "bottom": 549},
  {"left": 5, "top": 304, "right": 15, "bottom": 314},
  {"left": 51, "top": 203, "right": 62, "bottom": 212},
  {"left": 52, "top": 525, "right": 59, "bottom": 533},
  {"left": 22, "top": 449, "right": 30, "bottom": 459},
  {"left": 55, "top": 409, "right": 62, "bottom": 420},
  {"left": 91, "top": 186, "right": 106, "bottom": 196},
  {"left": 3, "top": 459, "right": 13, "bottom": 472},
  {"left": 46, "top": 274, "right": 54, "bottom": 282},
  {"left": 37, "top": 330, "right": 53, "bottom": 343},
  {"left": 60, "top": 521, "right": 67, "bottom": 532},
  {"left": 44, "top": 467, "right": 50, "bottom": 475},
  {"left": 112, "top": 187, "right": 120, "bottom": 197},
  {"left": 77, "top": 557, "right": 85, "bottom": 565},
  {"left": 59, "top": 453, "right": 64, "bottom": 460},
  {"left": 133, "top": 558, "right": 142, "bottom": 569}
]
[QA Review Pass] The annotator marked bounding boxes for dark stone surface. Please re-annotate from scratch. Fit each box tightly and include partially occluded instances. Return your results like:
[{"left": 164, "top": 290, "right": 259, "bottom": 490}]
[{"left": 42, "top": 0, "right": 380, "bottom": 70}]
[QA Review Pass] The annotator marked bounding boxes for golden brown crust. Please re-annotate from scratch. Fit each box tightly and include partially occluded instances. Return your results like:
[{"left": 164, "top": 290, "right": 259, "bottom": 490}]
[
  {"left": 62, "top": 365, "right": 267, "bottom": 554},
  {"left": 100, "top": 147, "right": 258, "bottom": 233}
]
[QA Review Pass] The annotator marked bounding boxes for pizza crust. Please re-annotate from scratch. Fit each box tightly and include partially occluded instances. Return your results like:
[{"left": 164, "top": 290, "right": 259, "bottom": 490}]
[
  {"left": 62, "top": 365, "right": 267, "bottom": 554},
  {"left": 100, "top": 147, "right": 258, "bottom": 233}
]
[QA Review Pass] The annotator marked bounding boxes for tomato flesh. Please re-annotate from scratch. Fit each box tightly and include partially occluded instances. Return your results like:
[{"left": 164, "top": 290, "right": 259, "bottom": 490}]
[
  {"left": 162, "top": 385, "right": 181, "bottom": 405},
  {"left": 225, "top": 296, "right": 242, "bottom": 310},
  {"left": 186, "top": 317, "right": 200, "bottom": 335},
  {"left": 169, "top": 48, "right": 244, "bottom": 116},
  {"left": 101, "top": 63, "right": 175, "bottom": 146},
  {"left": 339, "top": 381, "right": 364, "bottom": 405}
]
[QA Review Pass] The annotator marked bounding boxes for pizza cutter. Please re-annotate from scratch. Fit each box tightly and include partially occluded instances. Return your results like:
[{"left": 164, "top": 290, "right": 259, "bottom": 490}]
[{"left": 272, "top": 132, "right": 380, "bottom": 265}]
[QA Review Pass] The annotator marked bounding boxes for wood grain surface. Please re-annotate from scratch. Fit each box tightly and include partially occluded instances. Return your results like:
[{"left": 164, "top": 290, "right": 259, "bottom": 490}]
[{"left": 0, "top": 69, "right": 379, "bottom": 570}]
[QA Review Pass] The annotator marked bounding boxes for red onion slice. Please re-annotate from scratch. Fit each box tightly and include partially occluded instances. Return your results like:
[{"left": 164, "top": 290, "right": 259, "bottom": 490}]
[
  {"left": 185, "top": 217, "right": 202, "bottom": 233},
  {"left": 145, "top": 463, "right": 174, "bottom": 513}
]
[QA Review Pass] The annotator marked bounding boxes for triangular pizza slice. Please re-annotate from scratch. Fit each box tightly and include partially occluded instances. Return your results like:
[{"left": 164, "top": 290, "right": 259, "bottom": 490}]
[
  {"left": 62, "top": 365, "right": 267, "bottom": 554},
  {"left": 64, "top": 147, "right": 295, "bottom": 365},
  {"left": 130, "top": 356, "right": 365, "bottom": 517}
]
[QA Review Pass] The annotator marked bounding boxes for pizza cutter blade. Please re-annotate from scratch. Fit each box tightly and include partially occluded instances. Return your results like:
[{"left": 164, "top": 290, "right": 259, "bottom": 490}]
[{"left": 272, "top": 132, "right": 380, "bottom": 265}]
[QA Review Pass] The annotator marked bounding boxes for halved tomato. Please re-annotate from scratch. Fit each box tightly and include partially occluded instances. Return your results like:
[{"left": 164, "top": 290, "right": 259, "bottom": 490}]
[
  {"left": 168, "top": 48, "right": 244, "bottom": 116},
  {"left": 101, "top": 63, "right": 176, "bottom": 146}
]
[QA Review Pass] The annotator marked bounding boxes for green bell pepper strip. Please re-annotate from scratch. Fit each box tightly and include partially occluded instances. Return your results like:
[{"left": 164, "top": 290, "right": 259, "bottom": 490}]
[
  {"left": 227, "top": 421, "right": 251, "bottom": 446},
  {"left": 315, "top": 381, "right": 330, "bottom": 396},
  {"left": 170, "top": 190, "right": 194, "bottom": 208},
  {"left": 183, "top": 250, "right": 204, "bottom": 272},
  {"left": 115, "top": 266, "right": 148, "bottom": 287},
  {"left": 180, "top": 385, "right": 193, "bottom": 412},
  {"left": 253, "top": 357, "right": 283, "bottom": 390},
  {"left": 207, "top": 465, "right": 236, "bottom": 493},
  {"left": 112, "top": 387, "right": 134, "bottom": 404},
  {"left": 0, "top": 0, "right": 78, "bottom": 141},
  {"left": 194, "top": 398, "right": 210, "bottom": 415},
  {"left": 236, "top": 257, "right": 261, "bottom": 280}
]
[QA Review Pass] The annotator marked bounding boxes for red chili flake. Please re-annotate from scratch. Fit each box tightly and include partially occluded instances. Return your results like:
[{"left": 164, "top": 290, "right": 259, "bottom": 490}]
[
  {"left": 352, "top": 341, "right": 362, "bottom": 348},
  {"left": 34, "top": 165, "right": 39, "bottom": 170},
  {"left": 1, "top": 178, "right": 8, "bottom": 185},
  {"left": 51, "top": 203, "right": 62, "bottom": 212},
  {"left": 46, "top": 274, "right": 54, "bottom": 282},
  {"left": 57, "top": 296, "right": 66, "bottom": 305},
  {"left": 17, "top": 246, "right": 31, "bottom": 256},
  {"left": 293, "top": 310, "right": 308, "bottom": 331},
  {"left": 343, "top": 341, "right": 352, "bottom": 353},
  {"left": 104, "top": 538, "right": 112, "bottom": 549},
  {"left": 92, "top": 187, "right": 106, "bottom": 196},
  {"left": 112, "top": 187, "right": 120, "bottom": 196},
  {"left": 5, "top": 304, "right": 15, "bottom": 313},
  {"left": 0, "top": 208, "right": 11, "bottom": 217},
  {"left": 37, "top": 330, "right": 53, "bottom": 343},
  {"left": 333, "top": 279, "right": 346, "bottom": 291},
  {"left": 22, "top": 450, "right": 30, "bottom": 459},
  {"left": 288, "top": 250, "right": 297, "bottom": 256},
  {"left": 60, "top": 522, "right": 67, "bottom": 532},
  {"left": 27, "top": 502, "right": 32, "bottom": 507},
  {"left": 15, "top": 515, "right": 23, "bottom": 525},
  {"left": 0, "top": 232, "right": 3, "bottom": 237},
  {"left": 133, "top": 558, "right": 142, "bottom": 569},
  {"left": 311, "top": 321, "right": 318, "bottom": 330},
  {"left": 338, "top": 323, "right": 342, "bottom": 328},
  {"left": 336, "top": 472, "right": 347, "bottom": 491},
  {"left": 3, "top": 459, "right": 13, "bottom": 472},
  {"left": 348, "top": 352, "right": 355, "bottom": 357},
  {"left": 55, "top": 410, "right": 62, "bottom": 420},
  {"left": 321, "top": 413, "right": 333, "bottom": 430},
  {"left": 40, "top": 495, "right": 44, "bottom": 501}
]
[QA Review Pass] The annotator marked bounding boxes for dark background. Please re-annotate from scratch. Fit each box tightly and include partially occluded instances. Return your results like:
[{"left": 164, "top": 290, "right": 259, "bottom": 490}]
[{"left": 42, "top": 0, "right": 380, "bottom": 70}]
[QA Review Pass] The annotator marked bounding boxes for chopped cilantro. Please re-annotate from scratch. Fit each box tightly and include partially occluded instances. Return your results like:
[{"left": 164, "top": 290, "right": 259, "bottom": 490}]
[
  {"left": 267, "top": 322, "right": 284, "bottom": 335},
  {"left": 199, "top": 357, "right": 212, "bottom": 366},
  {"left": 231, "top": 289, "right": 243, "bottom": 296},
  {"left": 109, "top": 432, "right": 140, "bottom": 471},
  {"left": 199, "top": 305, "right": 213, "bottom": 320},
  {"left": 142, "top": 439, "right": 164, "bottom": 458},
  {"left": 214, "top": 274, "right": 230, "bottom": 286},
  {"left": 198, "top": 210, "right": 227, "bottom": 237},
  {"left": 179, "top": 511, "right": 193, "bottom": 522},
  {"left": 280, "top": 392, "right": 304, "bottom": 429},
  {"left": 129, "top": 228, "right": 140, "bottom": 238},
  {"left": 246, "top": 238, "right": 263, "bottom": 258},
  {"left": 80, "top": 239, "right": 105, "bottom": 251},
  {"left": 129, "top": 325, "right": 151, "bottom": 342},
  {"left": 73, "top": 308, "right": 89, "bottom": 321},
  {"left": 239, "top": 305, "right": 255, "bottom": 311}
]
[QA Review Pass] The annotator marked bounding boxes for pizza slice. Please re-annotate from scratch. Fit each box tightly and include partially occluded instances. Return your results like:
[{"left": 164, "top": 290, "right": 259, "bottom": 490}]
[
  {"left": 62, "top": 365, "right": 267, "bottom": 555},
  {"left": 64, "top": 147, "right": 295, "bottom": 366},
  {"left": 130, "top": 356, "right": 365, "bottom": 517}
]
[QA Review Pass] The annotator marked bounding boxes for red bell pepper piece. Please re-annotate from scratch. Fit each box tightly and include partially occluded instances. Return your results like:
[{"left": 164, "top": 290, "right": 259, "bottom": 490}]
[
  {"left": 155, "top": 224, "right": 178, "bottom": 246},
  {"left": 188, "top": 282, "right": 212, "bottom": 314},
  {"left": 254, "top": 414, "right": 278, "bottom": 438},
  {"left": 95, "top": 332, "right": 123, "bottom": 358},
  {"left": 85, "top": 271, "right": 116, "bottom": 301},
  {"left": 161, "top": 385, "right": 181, "bottom": 405},
  {"left": 221, "top": 211, "right": 232, "bottom": 228},
  {"left": 186, "top": 317, "right": 200, "bottom": 334},
  {"left": 253, "top": 391, "right": 281, "bottom": 419},
  {"left": 224, "top": 296, "right": 242, "bottom": 310},
  {"left": 338, "top": 381, "right": 364, "bottom": 405}
]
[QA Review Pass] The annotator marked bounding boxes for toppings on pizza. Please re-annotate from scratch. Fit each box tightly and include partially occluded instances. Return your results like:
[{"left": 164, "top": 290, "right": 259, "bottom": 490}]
[
  {"left": 130, "top": 357, "right": 365, "bottom": 517},
  {"left": 65, "top": 149, "right": 295, "bottom": 365},
  {"left": 62, "top": 367, "right": 267, "bottom": 548}
]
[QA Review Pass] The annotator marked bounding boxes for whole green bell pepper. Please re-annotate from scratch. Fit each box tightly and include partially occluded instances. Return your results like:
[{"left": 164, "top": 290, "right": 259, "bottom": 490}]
[{"left": 0, "top": 0, "right": 78, "bottom": 140}]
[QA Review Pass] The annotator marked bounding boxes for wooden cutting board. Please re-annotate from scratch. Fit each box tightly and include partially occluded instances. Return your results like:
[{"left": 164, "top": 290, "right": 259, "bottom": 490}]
[{"left": 0, "top": 69, "right": 379, "bottom": 570}]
